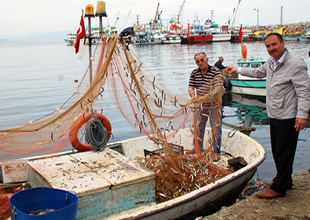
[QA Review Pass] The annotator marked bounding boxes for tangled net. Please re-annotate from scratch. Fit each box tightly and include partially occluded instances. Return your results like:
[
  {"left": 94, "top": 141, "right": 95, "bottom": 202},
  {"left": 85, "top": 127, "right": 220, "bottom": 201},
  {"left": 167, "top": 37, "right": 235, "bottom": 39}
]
[{"left": 139, "top": 155, "right": 231, "bottom": 203}]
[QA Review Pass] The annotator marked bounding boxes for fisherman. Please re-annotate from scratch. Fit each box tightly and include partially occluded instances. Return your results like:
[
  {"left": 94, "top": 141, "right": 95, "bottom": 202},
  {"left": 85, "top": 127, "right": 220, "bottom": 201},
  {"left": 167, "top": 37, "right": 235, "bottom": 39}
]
[
  {"left": 214, "top": 56, "right": 227, "bottom": 71},
  {"left": 188, "top": 52, "right": 223, "bottom": 161},
  {"left": 226, "top": 33, "right": 310, "bottom": 198}
]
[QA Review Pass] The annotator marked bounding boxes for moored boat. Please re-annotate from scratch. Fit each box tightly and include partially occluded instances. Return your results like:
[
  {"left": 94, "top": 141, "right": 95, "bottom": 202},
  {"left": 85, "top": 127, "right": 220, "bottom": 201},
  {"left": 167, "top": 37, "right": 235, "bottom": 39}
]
[
  {"left": 301, "top": 31, "right": 310, "bottom": 42},
  {"left": 181, "top": 16, "right": 213, "bottom": 44},
  {"left": 2, "top": 127, "right": 265, "bottom": 220},
  {"left": 227, "top": 56, "right": 267, "bottom": 97}
]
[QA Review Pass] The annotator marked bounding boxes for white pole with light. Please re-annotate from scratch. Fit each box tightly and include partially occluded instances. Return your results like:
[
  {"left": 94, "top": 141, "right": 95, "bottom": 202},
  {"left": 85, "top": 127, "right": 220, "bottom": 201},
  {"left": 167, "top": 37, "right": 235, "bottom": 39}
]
[
  {"left": 254, "top": 8, "right": 259, "bottom": 30},
  {"left": 85, "top": 4, "right": 95, "bottom": 84}
]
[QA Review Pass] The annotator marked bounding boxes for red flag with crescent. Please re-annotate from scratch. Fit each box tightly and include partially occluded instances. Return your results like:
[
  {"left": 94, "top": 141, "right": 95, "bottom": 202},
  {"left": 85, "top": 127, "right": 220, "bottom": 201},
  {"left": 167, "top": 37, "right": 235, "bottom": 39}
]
[
  {"left": 75, "top": 15, "right": 86, "bottom": 54},
  {"left": 238, "top": 26, "right": 243, "bottom": 43}
]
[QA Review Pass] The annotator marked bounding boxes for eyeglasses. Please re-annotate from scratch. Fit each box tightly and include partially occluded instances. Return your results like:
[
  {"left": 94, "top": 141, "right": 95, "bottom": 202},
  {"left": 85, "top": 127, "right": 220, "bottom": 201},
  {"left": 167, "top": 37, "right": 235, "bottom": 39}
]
[{"left": 195, "top": 59, "right": 205, "bottom": 63}]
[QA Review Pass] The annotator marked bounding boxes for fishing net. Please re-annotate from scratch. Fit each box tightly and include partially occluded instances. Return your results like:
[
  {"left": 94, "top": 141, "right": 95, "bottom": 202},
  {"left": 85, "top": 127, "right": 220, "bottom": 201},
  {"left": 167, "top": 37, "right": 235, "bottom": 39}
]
[
  {"left": 0, "top": 38, "right": 115, "bottom": 160},
  {"left": 0, "top": 36, "right": 229, "bottom": 201},
  {"left": 0, "top": 186, "right": 23, "bottom": 219}
]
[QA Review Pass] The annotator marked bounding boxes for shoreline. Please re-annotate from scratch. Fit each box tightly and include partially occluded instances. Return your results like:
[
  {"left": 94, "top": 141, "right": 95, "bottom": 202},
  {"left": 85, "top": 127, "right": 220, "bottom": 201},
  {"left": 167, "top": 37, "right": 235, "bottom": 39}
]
[{"left": 203, "top": 168, "right": 310, "bottom": 220}]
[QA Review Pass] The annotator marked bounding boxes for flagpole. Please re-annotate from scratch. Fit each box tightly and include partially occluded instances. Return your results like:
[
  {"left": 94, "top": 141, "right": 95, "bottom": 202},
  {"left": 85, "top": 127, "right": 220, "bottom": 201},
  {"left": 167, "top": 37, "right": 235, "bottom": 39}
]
[{"left": 85, "top": 4, "right": 95, "bottom": 84}]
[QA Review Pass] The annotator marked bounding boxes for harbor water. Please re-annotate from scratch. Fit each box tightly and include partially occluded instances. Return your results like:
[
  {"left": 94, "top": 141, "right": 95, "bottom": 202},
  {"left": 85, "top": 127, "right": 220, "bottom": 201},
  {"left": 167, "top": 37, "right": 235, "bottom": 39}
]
[{"left": 0, "top": 40, "right": 309, "bottom": 182}]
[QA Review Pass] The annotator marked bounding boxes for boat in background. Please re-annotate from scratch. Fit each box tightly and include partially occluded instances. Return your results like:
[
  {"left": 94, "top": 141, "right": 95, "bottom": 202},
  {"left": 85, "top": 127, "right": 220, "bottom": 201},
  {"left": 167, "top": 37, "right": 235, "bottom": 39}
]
[
  {"left": 204, "top": 17, "right": 231, "bottom": 42},
  {"left": 64, "top": 32, "right": 77, "bottom": 45},
  {"left": 227, "top": 47, "right": 267, "bottom": 97},
  {"left": 133, "top": 3, "right": 182, "bottom": 45},
  {"left": 284, "top": 37, "right": 301, "bottom": 41},
  {"left": 64, "top": 26, "right": 101, "bottom": 46},
  {"left": 181, "top": 16, "right": 213, "bottom": 44},
  {"left": 301, "top": 31, "right": 310, "bottom": 42}
]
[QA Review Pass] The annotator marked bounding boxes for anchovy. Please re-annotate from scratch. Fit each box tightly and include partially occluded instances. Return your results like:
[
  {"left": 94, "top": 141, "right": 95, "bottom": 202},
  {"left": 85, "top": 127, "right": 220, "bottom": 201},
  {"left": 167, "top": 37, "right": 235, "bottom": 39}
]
[{"left": 153, "top": 77, "right": 156, "bottom": 90}]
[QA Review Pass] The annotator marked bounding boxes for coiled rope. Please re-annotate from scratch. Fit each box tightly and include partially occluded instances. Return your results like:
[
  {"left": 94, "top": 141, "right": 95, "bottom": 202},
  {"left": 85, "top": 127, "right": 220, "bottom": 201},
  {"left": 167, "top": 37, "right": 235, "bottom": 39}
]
[{"left": 85, "top": 119, "right": 108, "bottom": 151}]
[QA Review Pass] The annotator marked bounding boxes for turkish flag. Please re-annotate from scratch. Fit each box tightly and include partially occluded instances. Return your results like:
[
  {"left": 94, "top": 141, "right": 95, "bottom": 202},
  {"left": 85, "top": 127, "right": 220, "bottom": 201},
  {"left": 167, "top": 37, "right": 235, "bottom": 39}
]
[
  {"left": 75, "top": 15, "right": 86, "bottom": 55},
  {"left": 238, "top": 26, "right": 243, "bottom": 43}
]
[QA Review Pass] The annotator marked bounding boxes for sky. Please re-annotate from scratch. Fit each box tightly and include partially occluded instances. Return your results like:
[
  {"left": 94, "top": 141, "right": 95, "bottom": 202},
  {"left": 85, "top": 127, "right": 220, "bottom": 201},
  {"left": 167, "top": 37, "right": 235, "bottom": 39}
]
[{"left": 1, "top": 0, "right": 309, "bottom": 36}]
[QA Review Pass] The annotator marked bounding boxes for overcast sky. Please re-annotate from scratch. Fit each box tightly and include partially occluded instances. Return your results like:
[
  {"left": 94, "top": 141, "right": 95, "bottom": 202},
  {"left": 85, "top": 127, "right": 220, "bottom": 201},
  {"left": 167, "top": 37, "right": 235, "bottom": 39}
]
[{"left": 1, "top": 0, "right": 309, "bottom": 36}]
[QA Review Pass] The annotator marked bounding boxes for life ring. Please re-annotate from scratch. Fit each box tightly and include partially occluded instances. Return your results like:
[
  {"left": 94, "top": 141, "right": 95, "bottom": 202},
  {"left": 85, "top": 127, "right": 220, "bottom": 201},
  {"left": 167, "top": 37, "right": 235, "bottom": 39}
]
[
  {"left": 69, "top": 113, "right": 112, "bottom": 152},
  {"left": 242, "top": 45, "right": 247, "bottom": 59}
]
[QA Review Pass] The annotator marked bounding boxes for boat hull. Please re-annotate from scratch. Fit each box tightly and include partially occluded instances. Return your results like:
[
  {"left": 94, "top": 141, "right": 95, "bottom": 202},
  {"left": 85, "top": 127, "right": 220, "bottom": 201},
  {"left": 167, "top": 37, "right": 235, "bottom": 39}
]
[
  {"left": 133, "top": 38, "right": 163, "bottom": 45},
  {"left": 181, "top": 35, "right": 213, "bottom": 44},
  {"left": 212, "top": 33, "right": 231, "bottom": 42},
  {"left": 229, "top": 79, "right": 266, "bottom": 96},
  {"left": 162, "top": 36, "right": 182, "bottom": 44},
  {"left": 301, "top": 36, "right": 310, "bottom": 42},
  {"left": 110, "top": 167, "right": 256, "bottom": 220}
]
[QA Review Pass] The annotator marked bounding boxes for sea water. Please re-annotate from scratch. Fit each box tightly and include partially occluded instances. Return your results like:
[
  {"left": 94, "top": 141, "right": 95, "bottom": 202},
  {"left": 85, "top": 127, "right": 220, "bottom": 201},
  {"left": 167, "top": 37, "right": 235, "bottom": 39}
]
[{"left": 0, "top": 40, "right": 309, "bottom": 182}]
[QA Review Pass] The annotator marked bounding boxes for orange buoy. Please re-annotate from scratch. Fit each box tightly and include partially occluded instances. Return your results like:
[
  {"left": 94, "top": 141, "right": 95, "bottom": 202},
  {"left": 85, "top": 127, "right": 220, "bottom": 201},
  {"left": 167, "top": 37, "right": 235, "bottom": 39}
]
[
  {"left": 242, "top": 44, "right": 247, "bottom": 59},
  {"left": 69, "top": 113, "right": 112, "bottom": 152}
]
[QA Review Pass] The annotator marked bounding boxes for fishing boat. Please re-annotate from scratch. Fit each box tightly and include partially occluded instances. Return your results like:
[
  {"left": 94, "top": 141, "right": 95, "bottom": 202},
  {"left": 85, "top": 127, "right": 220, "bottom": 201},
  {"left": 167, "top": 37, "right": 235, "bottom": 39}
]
[
  {"left": 181, "top": 16, "right": 213, "bottom": 44},
  {"left": 64, "top": 26, "right": 101, "bottom": 46},
  {"left": 64, "top": 32, "right": 77, "bottom": 45},
  {"left": 2, "top": 127, "right": 265, "bottom": 220},
  {"left": 133, "top": 3, "right": 166, "bottom": 45},
  {"left": 204, "top": 18, "right": 231, "bottom": 42},
  {"left": 1, "top": 25, "right": 265, "bottom": 219},
  {"left": 301, "top": 31, "right": 310, "bottom": 42},
  {"left": 226, "top": 46, "right": 267, "bottom": 97}
]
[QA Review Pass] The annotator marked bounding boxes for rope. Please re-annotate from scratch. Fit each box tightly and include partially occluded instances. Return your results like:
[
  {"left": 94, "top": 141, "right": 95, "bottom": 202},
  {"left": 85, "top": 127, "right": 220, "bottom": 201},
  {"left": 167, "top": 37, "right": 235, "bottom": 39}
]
[{"left": 85, "top": 119, "right": 108, "bottom": 151}]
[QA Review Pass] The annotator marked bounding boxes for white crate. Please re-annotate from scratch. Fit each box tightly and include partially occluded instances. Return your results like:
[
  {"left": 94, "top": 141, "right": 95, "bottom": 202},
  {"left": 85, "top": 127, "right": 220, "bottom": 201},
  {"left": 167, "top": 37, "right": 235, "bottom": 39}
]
[{"left": 0, "top": 160, "right": 28, "bottom": 183}]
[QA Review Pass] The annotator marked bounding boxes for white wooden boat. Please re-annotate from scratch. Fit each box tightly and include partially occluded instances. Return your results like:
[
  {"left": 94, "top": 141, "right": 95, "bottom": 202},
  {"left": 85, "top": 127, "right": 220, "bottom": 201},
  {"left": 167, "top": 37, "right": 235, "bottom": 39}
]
[{"left": 3, "top": 128, "right": 265, "bottom": 220}]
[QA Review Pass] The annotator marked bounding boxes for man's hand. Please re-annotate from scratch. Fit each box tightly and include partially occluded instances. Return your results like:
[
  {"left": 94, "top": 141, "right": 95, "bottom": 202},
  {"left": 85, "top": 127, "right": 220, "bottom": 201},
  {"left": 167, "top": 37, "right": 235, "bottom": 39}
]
[
  {"left": 225, "top": 66, "right": 238, "bottom": 75},
  {"left": 189, "top": 95, "right": 199, "bottom": 104},
  {"left": 295, "top": 118, "right": 307, "bottom": 131}
]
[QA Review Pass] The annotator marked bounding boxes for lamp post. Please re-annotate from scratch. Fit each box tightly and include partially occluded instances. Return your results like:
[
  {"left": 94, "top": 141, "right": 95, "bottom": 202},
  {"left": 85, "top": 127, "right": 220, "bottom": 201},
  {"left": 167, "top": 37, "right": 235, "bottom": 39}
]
[{"left": 254, "top": 8, "right": 259, "bottom": 29}]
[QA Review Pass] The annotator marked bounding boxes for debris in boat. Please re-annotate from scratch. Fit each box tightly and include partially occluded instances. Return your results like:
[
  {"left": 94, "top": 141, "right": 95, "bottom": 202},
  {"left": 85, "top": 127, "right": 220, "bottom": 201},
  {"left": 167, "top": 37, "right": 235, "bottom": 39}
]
[{"left": 228, "top": 156, "right": 247, "bottom": 172}]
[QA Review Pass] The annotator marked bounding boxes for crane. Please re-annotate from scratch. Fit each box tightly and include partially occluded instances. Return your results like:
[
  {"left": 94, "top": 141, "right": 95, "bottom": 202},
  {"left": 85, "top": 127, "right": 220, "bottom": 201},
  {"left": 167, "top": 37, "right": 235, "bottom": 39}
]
[
  {"left": 229, "top": 0, "right": 241, "bottom": 30},
  {"left": 174, "top": 0, "right": 185, "bottom": 26}
]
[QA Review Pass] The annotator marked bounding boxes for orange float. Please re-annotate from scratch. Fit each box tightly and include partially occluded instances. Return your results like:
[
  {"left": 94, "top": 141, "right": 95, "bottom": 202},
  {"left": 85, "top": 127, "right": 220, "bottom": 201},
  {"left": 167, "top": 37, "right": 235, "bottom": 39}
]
[
  {"left": 69, "top": 113, "right": 112, "bottom": 152},
  {"left": 242, "top": 44, "right": 247, "bottom": 59}
]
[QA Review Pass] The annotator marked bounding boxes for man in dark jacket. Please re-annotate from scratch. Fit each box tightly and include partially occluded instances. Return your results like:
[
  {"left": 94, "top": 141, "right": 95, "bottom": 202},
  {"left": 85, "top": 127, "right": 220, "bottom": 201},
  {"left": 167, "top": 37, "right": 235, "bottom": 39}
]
[{"left": 214, "top": 56, "right": 227, "bottom": 70}]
